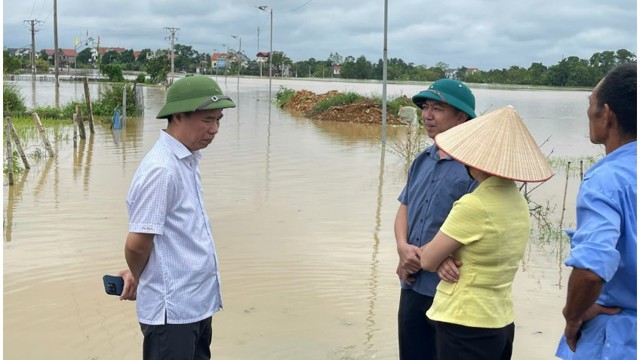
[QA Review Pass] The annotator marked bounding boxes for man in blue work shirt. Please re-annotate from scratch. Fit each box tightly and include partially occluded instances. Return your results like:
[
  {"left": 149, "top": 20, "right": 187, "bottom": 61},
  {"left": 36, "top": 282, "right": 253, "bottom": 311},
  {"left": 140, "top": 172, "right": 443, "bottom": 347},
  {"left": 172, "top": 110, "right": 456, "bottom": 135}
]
[
  {"left": 395, "top": 78, "right": 477, "bottom": 360},
  {"left": 556, "top": 62, "right": 637, "bottom": 359}
]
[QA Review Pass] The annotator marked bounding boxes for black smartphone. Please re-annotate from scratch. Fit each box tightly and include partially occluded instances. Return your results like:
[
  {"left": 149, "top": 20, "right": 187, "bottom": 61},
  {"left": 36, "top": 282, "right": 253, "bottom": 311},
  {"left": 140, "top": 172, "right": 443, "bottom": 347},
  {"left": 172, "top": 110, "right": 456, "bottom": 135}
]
[{"left": 103, "top": 275, "right": 124, "bottom": 296}]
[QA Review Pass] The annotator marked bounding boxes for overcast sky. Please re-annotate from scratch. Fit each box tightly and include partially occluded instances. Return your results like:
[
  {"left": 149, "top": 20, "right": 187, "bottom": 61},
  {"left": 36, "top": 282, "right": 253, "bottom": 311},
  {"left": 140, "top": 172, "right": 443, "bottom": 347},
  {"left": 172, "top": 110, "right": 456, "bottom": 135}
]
[{"left": 2, "top": 0, "right": 637, "bottom": 70}]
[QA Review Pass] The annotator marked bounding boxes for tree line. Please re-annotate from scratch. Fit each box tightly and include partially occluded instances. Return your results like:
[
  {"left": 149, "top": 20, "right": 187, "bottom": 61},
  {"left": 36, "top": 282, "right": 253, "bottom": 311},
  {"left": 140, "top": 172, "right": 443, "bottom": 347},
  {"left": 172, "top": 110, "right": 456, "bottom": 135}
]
[{"left": 3, "top": 45, "right": 635, "bottom": 87}]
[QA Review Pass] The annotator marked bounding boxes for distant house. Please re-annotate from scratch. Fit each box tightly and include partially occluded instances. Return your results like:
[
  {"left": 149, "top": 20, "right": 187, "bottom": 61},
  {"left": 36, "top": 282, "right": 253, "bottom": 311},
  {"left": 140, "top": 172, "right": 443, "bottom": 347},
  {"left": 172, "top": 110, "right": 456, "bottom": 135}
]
[
  {"left": 256, "top": 51, "right": 269, "bottom": 63},
  {"left": 8, "top": 48, "right": 31, "bottom": 57},
  {"left": 332, "top": 64, "right": 341, "bottom": 76},
  {"left": 444, "top": 67, "right": 479, "bottom": 79},
  {"left": 43, "top": 48, "right": 77, "bottom": 66},
  {"left": 98, "top": 47, "right": 126, "bottom": 55},
  {"left": 211, "top": 52, "right": 231, "bottom": 69},
  {"left": 445, "top": 68, "right": 457, "bottom": 78},
  {"left": 236, "top": 52, "right": 250, "bottom": 68}
]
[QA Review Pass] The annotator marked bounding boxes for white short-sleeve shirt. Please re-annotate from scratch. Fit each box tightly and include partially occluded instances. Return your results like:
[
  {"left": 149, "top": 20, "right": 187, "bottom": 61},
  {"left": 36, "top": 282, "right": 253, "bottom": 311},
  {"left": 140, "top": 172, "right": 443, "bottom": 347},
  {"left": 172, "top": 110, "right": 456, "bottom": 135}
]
[{"left": 127, "top": 130, "right": 222, "bottom": 325}]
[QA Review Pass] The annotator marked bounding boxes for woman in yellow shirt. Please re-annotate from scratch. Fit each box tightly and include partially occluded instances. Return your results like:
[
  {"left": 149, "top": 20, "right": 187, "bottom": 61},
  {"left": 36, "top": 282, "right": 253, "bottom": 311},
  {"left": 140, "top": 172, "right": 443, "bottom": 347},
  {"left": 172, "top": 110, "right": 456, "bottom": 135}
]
[{"left": 420, "top": 106, "right": 553, "bottom": 360}]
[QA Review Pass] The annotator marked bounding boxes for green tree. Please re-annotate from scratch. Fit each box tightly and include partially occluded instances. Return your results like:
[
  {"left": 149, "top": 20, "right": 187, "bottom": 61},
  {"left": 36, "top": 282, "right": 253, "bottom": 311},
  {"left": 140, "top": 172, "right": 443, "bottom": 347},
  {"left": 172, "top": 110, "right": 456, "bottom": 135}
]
[
  {"left": 271, "top": 51, "right": 292, "bottom": 76},
  {"left": 137, "top": 48, "right": 153, "bottom": 67},
  {"left": 173, "top": 44, "right": 201, "bottom": 72},
  {"left": 505, "top": 66, "right": 528, "bottom": 84},
  {"left": 340, "top": 55, "right": 374, "bottom": 79},
  {"left": 35, "top": 58, "right": 50, "bottom": 72},
  {"left": 3, "top": 51, "right": 23, "bottom": 74},
  {"left": 100, "top": 63, "right": 125, "bottom": 82},
  {"left": 120, "top": 49, "right": 136, "bottom": 68},
  {"left": 76, "top": 48, "right": 93, "bottom": 65},
  {"left": 294, "top": 58, "right": 320, "bottom": 77},
  {"left": 455, "top": 67, "right": 468, "bottom": 81},
  {"left": 435, "top": 61, "right": 449, "bottom": 71},
  {"left": 328, "top": 52, "right": 343, "bottom": 65},
  {"left": 527, "top": 62, "right": 548, "bottom": 85},
  {"left": 548, "top": 56, "right": 593, "bottom": 86},
  {"left": 145, "top": 55, "right": 170, "bottom": 83},
  {"left": 589, "top": 51, "right": 617, "bottom": 76},
  {"left": 39, "top": 49, "right": 52, "bottom": 65},
  {"left": 387, "top": 58, "right": 409, "bottom": 80},
  {"left": 101, "top": 50, "right": 120, "bottom": 65},
  {"left": 615, "top": 48, "right": 636, "bottom": 64}
]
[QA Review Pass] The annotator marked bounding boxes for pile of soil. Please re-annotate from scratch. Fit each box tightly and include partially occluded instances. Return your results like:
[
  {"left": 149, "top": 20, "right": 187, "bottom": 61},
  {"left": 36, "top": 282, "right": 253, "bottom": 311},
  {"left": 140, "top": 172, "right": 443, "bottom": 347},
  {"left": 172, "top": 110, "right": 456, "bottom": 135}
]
[{"left": 281, "top": 90, "right": 405, "bottom": 125}]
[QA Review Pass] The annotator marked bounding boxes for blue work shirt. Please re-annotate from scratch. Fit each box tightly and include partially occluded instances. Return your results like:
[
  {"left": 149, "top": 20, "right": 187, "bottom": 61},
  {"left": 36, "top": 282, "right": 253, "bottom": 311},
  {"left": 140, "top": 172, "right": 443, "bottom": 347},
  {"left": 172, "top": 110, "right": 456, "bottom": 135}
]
[
  {"left": 556, "top": 141, "right": 637, "bottom": 360},
  {"left": 398, "top": 144, "right": 476, "bottom": 297}
]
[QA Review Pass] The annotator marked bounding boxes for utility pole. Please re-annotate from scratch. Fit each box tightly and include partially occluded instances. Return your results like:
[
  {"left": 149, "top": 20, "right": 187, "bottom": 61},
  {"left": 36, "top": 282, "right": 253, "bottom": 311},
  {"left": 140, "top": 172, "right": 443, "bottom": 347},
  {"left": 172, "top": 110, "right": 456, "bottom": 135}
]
[
  {"left": 24, "top": 19, "right": 43, "bottom": 79},
  {"left": 381, "top": 0, "right": 388, "bottom": 141},
  {"left": 258, "top": 6, "right": 273, "bottom": 101},
  {"left": 53, "top": 0, "right": 59, "bottom": 88},
  {"left": 164, "top": 27, "right": 179, "bottom": 84}
]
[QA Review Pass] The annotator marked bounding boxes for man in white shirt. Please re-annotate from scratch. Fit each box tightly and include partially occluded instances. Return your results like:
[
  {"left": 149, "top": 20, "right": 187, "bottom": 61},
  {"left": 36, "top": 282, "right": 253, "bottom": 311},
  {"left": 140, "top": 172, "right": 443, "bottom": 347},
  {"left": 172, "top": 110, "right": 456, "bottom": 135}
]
[{"left": 120, "top": 75, "right": 235, "bottom": 360}]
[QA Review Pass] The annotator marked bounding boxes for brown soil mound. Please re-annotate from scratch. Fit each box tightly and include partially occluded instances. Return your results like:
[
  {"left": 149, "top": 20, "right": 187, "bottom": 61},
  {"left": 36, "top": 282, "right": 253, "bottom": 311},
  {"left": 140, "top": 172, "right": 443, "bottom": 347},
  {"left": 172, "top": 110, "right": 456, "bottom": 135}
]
[
  {"left": 281, "top": 90, "right": 404, "bottom": 125},
  {"left": 282, "top": 90, "right": 341, "bottom": 114},
  {"left": 312, "top": 99, "right": 401, "bottom": 125}
]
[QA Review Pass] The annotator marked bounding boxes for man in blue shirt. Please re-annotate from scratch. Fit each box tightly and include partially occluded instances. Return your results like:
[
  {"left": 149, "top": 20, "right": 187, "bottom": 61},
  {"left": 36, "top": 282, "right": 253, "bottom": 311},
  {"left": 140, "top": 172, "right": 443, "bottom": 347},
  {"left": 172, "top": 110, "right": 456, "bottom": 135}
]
[
  {"left": 395, "top": 78, "right": 477, "bottom": 360},
  {"left": 556, "top": 62, "right": 637, "bottom": 360}
]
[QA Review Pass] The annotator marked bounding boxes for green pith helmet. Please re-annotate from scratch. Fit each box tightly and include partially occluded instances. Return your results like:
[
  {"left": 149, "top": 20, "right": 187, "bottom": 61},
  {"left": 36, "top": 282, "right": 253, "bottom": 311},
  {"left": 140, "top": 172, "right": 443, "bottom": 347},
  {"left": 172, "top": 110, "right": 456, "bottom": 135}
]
[
  {"left": 412, "top": 78, "right": 476, "bottom": 119},
  {"left": 156, "top": 75, "right": 236, "bottom": 119}
]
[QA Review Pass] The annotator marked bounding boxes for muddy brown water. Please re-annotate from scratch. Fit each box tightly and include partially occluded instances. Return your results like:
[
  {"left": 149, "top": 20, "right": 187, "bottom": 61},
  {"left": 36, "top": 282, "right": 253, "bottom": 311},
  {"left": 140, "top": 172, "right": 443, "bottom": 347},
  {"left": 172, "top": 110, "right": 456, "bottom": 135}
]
[{"left": 4, "top": 77, "right": 599, "bottom": 359}]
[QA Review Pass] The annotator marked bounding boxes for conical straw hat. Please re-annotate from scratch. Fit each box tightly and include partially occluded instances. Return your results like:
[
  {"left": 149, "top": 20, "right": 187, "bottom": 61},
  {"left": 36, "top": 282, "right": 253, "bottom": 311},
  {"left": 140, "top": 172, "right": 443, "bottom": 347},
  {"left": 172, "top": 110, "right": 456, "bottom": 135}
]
[{"left": 434, "top": 106, "right": 554, "bottom": 182}]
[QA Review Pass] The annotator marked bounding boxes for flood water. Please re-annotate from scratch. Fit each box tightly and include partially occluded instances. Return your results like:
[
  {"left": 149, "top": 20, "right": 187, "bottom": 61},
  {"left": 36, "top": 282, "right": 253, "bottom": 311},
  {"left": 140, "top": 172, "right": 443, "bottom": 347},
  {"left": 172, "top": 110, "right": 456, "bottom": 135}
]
[{"left": 3, "top": 77, "right": 600, "bottom": 359}]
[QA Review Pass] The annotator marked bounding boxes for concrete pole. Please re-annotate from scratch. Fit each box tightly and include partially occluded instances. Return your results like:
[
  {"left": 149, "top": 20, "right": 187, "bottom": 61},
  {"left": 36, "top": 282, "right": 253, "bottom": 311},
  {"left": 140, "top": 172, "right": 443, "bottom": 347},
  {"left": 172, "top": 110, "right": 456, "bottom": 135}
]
[
  {"left": 53, "top": 0, "right": 59, "bottom": 89},
  {"left": 381, "top": 0, "right": 388, "bottom": 142}
]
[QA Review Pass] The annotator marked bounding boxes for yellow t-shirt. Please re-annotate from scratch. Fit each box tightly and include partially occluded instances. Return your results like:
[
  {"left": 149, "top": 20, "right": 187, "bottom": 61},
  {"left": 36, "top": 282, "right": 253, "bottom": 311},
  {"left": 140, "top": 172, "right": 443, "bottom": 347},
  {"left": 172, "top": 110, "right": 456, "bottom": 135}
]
[{"left": 426, "top": 176, "right": 530, "bottom": 328}]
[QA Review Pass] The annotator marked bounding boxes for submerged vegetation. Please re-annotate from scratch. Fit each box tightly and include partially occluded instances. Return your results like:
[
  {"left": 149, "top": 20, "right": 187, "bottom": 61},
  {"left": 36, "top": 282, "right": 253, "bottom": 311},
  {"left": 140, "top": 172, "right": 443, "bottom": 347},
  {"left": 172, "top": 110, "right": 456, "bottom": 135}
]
[
  {"left": 308, "top": 91, "right": 364, "bottom": 116},
  {"left": 3, "top": 83, "right": 27, "bottom": 113},
  {"left": 3, "top": 83, "right": 141, "bottom": 175},
  {"left": 3, "top": 82, "right": 138, "bottom": 120}
]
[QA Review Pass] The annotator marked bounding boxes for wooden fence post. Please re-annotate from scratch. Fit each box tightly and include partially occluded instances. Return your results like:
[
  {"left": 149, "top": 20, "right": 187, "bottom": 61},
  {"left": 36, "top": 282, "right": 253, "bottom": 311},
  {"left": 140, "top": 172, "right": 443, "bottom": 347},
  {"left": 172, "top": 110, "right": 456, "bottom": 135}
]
[
  {"left": 75, "top": 105, "right": 86, "bottom": 140},
  {"left": 4, "top": 121, "right": 14, "bottom": 185},
  {"left": 32, "top": 113, "right": 55, "bottom": 157},
  {"left": 83, "top": 77, "right": 95, "bottom": 134},
  {"left": 73, "top": 114, "right": 78, "bottom": 148},
  {"left": 5, "top": 117, "right": 30, "bottom": 169}
]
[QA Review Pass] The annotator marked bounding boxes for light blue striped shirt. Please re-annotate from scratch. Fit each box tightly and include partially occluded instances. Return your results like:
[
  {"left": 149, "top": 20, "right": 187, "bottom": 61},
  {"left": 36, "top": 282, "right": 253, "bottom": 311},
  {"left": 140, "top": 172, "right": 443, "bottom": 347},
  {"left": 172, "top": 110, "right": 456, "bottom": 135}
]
[{"left": 127, "top": 130, "right": 222, "bottom": 325}]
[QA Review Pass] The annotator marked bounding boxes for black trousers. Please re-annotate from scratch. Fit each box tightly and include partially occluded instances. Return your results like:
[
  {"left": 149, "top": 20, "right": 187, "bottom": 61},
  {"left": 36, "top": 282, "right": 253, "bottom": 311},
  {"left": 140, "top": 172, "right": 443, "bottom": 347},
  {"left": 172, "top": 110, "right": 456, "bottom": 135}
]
[
  {"left": 398, "top": 289, "right": 437, "bottom": 360},
  {"left": 140, "top": 316, "right": 213, "bottom": 360},
  {"left": 435, "top": 321, "right": 515, "bottom": 360}
]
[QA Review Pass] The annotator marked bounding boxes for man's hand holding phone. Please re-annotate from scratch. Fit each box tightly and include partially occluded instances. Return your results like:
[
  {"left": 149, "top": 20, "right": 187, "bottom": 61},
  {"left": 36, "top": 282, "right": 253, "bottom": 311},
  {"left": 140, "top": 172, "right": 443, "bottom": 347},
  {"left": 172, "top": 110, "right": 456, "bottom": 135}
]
[
  {"left": 118, "top": 269, "right": 137, "bottom": 301},
  {"left": 103, "top": 269, "right": 137, "bottom": 300}
]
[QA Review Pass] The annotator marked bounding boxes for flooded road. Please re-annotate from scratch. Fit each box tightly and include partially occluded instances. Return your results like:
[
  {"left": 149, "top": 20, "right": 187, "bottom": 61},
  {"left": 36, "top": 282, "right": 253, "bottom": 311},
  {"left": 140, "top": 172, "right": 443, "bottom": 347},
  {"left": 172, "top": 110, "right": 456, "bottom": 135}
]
[{"left": 4, "top": 77, "right": 598, "bottom": 359}]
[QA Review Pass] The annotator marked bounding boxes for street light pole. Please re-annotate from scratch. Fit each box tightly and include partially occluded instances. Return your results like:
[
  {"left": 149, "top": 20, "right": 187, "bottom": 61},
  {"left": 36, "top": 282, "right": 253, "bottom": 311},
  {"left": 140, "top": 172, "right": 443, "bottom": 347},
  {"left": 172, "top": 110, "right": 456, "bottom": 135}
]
[
  {"left": 258, "top": 5, "right": 273, "bottom": 102},
  {"left": 382, "top": 0, "right": 388, "bottom": 142},
  {"left": 232, "top": 35, "right": 242, "bottom": 80}
]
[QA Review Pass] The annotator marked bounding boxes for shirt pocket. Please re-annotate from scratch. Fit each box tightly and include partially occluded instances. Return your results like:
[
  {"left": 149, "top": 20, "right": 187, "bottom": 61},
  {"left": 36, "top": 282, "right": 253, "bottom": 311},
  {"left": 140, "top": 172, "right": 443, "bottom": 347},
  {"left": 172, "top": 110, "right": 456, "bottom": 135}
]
[{"left": 436, "top": 280, "right": 457, "bottom": 295}]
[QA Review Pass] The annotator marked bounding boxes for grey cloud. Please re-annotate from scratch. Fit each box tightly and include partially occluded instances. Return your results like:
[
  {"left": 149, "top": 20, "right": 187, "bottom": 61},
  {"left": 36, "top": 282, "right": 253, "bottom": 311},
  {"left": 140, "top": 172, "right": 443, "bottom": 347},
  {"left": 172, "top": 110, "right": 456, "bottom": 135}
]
[{"left": 3, "top": 0, "right": 636, "bottom": 71}]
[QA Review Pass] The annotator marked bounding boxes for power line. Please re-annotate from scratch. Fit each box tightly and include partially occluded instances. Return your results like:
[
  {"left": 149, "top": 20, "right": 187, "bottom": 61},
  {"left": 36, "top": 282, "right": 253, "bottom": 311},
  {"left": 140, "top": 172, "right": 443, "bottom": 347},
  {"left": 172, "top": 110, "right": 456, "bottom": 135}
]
[{"left": 290, "top": 0, "right": 313, "bottom": 11}]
